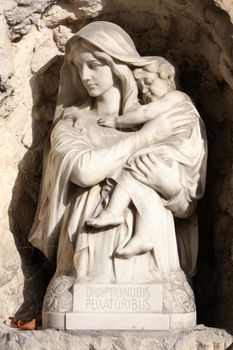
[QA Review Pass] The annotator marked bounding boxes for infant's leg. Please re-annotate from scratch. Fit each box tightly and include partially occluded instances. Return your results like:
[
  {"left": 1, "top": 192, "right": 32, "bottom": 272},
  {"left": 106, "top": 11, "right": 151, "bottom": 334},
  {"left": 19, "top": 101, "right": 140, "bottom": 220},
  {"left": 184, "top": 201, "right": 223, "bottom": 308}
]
[
  {"left": 115, "top": 155, "right": 182, "bottom": 258},
  {"left": 86, "top": 183, "right": 131, "bottom": 228},
  {"left": 115, "top": 211, "right": 153, "bottom": 259}
]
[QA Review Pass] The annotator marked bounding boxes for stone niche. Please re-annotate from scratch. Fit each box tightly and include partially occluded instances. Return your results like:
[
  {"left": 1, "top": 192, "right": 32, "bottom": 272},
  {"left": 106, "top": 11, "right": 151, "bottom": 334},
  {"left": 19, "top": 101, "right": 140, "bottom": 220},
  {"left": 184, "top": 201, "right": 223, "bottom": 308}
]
[{"left": 1, "top": 0, "right": 233, "bottom": 344}]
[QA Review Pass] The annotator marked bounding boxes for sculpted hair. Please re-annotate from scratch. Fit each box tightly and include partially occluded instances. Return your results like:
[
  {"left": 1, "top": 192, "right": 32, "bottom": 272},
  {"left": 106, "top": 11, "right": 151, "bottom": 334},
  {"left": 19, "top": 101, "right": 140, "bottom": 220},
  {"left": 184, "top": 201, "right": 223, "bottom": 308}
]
[{"left": 134, "top": 58, "right": 176, "bottom": 90}]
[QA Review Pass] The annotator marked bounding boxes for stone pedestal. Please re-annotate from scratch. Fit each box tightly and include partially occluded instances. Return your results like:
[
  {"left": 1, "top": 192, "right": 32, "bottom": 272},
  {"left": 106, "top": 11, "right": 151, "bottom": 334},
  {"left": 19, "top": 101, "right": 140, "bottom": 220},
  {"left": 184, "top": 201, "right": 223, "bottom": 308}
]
[{"left": 42, "top": 281, "right": 196, "bottom": 331}]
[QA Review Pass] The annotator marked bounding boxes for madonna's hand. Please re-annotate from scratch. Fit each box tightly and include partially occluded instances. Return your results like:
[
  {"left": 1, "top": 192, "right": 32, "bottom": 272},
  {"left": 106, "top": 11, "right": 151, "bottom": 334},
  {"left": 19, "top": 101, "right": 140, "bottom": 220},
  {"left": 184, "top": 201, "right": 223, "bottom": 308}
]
[
  {"left": 129, "top": 152, "right": 182, "bottom": 199},
  {"left": 141, "top": 101, "right": 196, "bottom": 144}
]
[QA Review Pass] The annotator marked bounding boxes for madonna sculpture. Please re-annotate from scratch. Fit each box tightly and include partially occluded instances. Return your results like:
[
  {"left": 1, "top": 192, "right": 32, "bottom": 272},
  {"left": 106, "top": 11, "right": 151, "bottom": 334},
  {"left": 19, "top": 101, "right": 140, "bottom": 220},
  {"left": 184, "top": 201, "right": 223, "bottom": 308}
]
[{"left": 29, "top": 21, "right": 207, "bottom": 330}]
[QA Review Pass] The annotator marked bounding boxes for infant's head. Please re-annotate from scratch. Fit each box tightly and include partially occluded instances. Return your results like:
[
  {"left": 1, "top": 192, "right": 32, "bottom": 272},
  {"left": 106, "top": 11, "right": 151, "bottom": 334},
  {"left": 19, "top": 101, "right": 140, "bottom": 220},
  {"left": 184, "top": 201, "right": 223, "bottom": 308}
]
[{"left": 134, "top": 57, "right": 176, "bottom": 103}]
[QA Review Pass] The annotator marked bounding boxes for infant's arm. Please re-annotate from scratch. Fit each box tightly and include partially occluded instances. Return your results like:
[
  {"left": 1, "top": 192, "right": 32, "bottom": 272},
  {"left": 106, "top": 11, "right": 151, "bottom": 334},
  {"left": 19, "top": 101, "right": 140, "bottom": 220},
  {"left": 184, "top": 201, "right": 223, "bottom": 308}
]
[
  {"left": 97, "top": 91, "right": 190, "bottom": 129},
  {"left": 115, "top": 91, "right": 186, "bottom": 128}
]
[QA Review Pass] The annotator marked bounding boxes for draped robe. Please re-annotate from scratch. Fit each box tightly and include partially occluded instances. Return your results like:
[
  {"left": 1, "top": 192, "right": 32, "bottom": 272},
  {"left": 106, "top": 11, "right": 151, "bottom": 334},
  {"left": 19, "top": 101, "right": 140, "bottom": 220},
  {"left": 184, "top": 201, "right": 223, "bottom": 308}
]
[{"left": 29, "top": 107, "right": 206, "bottom": 283}]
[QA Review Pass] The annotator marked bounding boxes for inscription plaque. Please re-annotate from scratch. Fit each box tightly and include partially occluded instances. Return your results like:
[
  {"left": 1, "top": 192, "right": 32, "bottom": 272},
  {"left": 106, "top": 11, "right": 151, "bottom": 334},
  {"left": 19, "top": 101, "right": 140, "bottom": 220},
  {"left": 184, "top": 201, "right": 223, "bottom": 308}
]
[{"left": 73, "top": 284, "right": 163, "bottom": 313}]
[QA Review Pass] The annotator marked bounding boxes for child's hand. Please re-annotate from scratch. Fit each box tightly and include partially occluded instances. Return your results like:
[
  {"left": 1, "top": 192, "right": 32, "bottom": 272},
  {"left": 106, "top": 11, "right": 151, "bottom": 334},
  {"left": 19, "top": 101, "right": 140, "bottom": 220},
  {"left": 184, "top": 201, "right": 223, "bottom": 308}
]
[{"left": 97, "top": 116, "right": 117, "bottom": 128}]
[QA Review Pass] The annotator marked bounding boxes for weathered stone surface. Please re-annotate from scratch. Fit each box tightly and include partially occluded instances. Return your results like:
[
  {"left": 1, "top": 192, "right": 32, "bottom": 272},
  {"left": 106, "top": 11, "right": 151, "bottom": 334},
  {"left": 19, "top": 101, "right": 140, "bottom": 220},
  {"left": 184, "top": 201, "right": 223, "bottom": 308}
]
[
  {"left": 53, "top": 25, "right": 73, "bottom": 52},
  {"left": 4, "top": 0, "right": 56, "bottom": 39},
  {"left": 0, "top": 15, "right": 14, "bottom": 104},
  {"left": 43, "top": 4, "right": 78, "bottom": 27},
  {"left": 43, "top": 0, "right": 102, "bottom": 28},
  {"left": 0, "top": 120, "right": 24, "bottom": 320},
  {"left": 0, "top": 1, "right": 16, "bottom": 15},
  {"left": 0, "top": 324, "right": 232, "bottom": 350},
  {"left": 31, "top": 38, "right": 60, "bottom": 74},
  {"left": 0, "top": 24, "right": 58, "bottom": 323}
]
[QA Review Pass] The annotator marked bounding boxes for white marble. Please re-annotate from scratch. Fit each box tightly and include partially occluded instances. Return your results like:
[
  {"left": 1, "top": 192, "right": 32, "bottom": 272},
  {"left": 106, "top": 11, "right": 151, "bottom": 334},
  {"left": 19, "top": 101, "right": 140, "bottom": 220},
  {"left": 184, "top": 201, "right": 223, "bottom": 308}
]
[
  {"left": 42, "top": 311, "right": 65, "bottom": 330},
  {"left": 66, "top": 313, "right": 170, "bottom": 330},
  {"left": 73, "top": 284, "right": 163, "bottom": 313},
  {"left": 42, "top": 310, "right": 197, "bottom": 331},
  {"left": 28, "top": 21, "right": 207, "bottom": 330}
]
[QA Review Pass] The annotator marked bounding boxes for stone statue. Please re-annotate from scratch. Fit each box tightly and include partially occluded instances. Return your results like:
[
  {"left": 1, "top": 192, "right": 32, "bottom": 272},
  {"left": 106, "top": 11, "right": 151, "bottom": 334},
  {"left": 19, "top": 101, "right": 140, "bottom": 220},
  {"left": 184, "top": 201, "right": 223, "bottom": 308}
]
[{"left": 28, "top": 21, "right": 207, "bottom": 330}]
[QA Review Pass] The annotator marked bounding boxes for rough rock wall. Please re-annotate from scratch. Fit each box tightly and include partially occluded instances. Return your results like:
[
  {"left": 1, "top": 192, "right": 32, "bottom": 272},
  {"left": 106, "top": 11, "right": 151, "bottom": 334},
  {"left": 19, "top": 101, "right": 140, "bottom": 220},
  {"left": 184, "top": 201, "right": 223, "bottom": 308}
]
[
  {"left": 0, "top": 324, "right": 232, "bottom": 350},
  {"left": 1, "top": 0, "right": 233, "bottom": 333}
]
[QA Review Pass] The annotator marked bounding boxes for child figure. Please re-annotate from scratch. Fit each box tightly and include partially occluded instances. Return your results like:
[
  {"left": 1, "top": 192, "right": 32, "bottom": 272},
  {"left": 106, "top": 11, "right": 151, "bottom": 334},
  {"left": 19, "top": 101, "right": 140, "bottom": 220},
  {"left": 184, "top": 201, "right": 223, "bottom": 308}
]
[{"left": 86, "top": 58, "right": 197, "bottom": 259}]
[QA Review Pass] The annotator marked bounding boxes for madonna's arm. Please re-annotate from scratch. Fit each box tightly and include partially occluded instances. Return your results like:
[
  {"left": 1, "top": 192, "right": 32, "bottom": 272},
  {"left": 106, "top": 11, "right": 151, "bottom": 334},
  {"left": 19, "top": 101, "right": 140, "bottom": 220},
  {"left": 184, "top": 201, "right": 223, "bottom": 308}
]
[{"left": 69, "top": 132, "right": 149, "bottom": 187}]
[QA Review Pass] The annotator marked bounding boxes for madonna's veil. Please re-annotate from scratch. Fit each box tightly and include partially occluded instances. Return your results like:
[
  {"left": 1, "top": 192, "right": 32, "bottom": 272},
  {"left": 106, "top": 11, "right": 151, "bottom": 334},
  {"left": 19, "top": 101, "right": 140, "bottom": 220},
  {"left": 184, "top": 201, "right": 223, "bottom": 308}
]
[{"left": 55, "top": 21, "right": 157, "bottom": 121}]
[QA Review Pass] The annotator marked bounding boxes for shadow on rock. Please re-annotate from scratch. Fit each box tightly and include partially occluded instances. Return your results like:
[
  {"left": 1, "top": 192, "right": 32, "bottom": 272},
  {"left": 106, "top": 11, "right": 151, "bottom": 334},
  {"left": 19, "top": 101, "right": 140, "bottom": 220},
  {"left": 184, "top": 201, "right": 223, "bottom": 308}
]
[{"left": 8, "top": 57, "right": 63, "bottom": 323}]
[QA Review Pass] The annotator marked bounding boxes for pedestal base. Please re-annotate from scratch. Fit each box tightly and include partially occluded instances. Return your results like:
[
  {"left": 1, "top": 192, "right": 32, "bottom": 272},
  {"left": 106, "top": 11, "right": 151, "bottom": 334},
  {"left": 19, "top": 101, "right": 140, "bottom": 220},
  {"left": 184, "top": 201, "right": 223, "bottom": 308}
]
[
  {"left": 42, "top": 282, "right": 196, "bottom": 330},
  {"left": 42, "top": 311, "right": 196, "bottom": 330}
]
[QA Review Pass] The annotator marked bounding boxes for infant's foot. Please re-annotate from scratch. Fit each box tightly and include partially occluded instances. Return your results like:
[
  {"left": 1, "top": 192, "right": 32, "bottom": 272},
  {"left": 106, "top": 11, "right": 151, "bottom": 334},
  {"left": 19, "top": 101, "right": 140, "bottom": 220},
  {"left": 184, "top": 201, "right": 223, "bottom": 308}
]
[
  {"left": 86, "top": 209, "right": 124, "bottom": 228},
  {"left": 115, "top": 237, "right": 152, "bottom": 259}
]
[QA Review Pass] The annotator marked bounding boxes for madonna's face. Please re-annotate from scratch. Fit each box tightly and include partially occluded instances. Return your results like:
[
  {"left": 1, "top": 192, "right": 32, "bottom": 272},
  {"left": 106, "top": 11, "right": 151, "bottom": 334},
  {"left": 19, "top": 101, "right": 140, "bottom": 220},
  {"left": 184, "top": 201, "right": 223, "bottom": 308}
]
[{"left": 71, "top": 45, "right": 115, "bottom": 98}]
